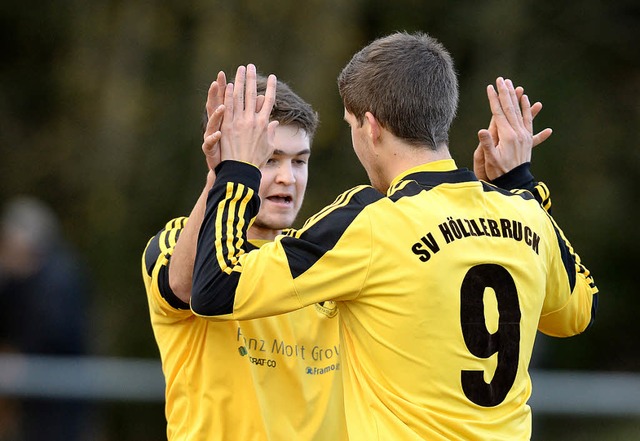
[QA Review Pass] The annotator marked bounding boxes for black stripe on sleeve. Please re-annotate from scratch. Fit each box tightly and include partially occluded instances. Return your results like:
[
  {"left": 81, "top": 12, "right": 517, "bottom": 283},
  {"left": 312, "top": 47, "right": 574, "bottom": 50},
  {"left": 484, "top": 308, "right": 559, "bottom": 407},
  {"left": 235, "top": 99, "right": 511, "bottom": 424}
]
[
  {"left": 158, "top": 264, "right": 190, "bottom": 310},
  {"left": 144, "top": 232, "right": 162, "bottom": 277},
  {"left": 587, "top": 294, "right": 598, "bottom": 329},
  {"left": 144, "top": 227, "right": 190, "bottom": 310},
  {"left": 230, "top": 188, "right": 246, "bottom": 262},
  {"left": 552, "top": 226, "right": 577, "bottom": 293},
  {"left": 191, "top": 160, "right": 262, "bottom": 316},
  {"left": 282, "top": 186, "right": 383, "bottom": 279}
]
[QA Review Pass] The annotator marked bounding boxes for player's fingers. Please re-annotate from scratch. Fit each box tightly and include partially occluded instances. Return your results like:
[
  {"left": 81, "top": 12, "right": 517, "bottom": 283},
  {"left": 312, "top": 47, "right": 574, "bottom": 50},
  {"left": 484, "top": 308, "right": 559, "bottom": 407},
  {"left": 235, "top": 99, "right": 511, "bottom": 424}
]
[
  {"left": 473, "top": 143, "right": 482, "bottom": 158},
  {"left": 244, "top": 64, "right": 257, "bottom": 114},
  {"left": 532, "top": 128, "right": 553, "bottom": 147},
  {"left": 531, "top": 102, "right": 543, "bottom": 120},
  {"left": 486, "top": 84, "right": 506, "bottom": 122},
  {"left": 233, "top": 65, "right": 246, "bottom": 111},
  {"left": 473, "top": 143, "right": 488, "bottom": 177},
  {"left": 502, "top": 79, "right": 522, "bottom": 127},
  {"left": 260, "top": 74, "right": 277, "bottom": 119},
  {"left": 473, "top": 144, "right": 484, "bottom": 165},
  {"left": 267, "top": 120, "right": 280, "bottom": 149},
  {"left": 206, "top": 71, "right": 228, "bottom": 118},
  {"left": 203, "top": 132, "right": 222, "bottom": 153},
  {"left": 506, "top": 80, "right": 521, "bottom": 113},
  {"left": 205, "top": 81, "right": 218, "bottom": 118},
  {"left": 216, "top": 71, "right": 226, "bottom": 96},
  {"left": 204, "top": 104, "right": 225, "bottom": 138},
  {"left": 487, "top": 115, "right": 498, "bottom": 140},
  {"left": 256, "top": 95, "right": 265, "bottom": 113},
  {"left": 213, "top": 71, "right": 226, "bottom": 110},
  {"left": 495, "top": 78, "right": 518, "bottom": 126},
  {"left": 202, "top": 131, "right": 221, "bottom": 170},
  {"left": 222, "top": 83, "right": 234, "bottom": 131},
  {"left": 515, "top": 86, "right": 524, "bottom": 102},
  {"left": 204, "top": 92, "right": 217, "bottom": 137},
  {"left": 211, "top": 103, "right": 225, "bottom": 128},
  {"left": 478, "top": 129, "right": 497, "bottom": 157},
  {"left": 521, "top": 94, "right": 534, "bottom": 134}
]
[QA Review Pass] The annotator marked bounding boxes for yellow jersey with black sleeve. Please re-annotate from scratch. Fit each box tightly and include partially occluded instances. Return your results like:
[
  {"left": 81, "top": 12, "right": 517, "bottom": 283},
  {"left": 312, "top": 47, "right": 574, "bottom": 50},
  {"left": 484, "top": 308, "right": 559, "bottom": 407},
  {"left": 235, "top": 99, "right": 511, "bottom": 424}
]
[
  {"left": 191, "top": 159, "right": 598, "bottom": 441},
  {"left": 142, "top": 218, "right": 347, "bottom": 441}
]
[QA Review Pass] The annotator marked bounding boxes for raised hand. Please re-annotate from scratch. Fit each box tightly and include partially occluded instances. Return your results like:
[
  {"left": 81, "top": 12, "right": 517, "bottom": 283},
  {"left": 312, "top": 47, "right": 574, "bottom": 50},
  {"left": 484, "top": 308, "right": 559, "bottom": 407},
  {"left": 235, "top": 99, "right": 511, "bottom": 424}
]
[
  {"left": 219, "top": 64, "right": 278, "bottom": 167},
  {"left": 202, "top": 71, "right": 227, "bottom": 171},
  {"left": 474, "top": 78, "right": 553, "bottom": 181}
]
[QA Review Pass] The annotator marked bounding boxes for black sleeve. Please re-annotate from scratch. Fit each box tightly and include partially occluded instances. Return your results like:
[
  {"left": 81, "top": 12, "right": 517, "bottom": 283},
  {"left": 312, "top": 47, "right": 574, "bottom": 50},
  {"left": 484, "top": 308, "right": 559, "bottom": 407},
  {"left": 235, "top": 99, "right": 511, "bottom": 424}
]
[
  {"left": 490, "top": 162, "right": 551, "bottom": 211},
  {"left": 191, "top": 161, "right": 262, "bottom": 316}
]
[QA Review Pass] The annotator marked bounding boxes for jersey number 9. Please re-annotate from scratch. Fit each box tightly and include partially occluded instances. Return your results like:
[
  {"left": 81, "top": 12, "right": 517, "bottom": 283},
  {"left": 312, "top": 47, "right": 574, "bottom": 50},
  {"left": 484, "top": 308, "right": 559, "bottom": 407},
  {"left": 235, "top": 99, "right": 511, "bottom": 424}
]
[{"left": 460, "top": 264, "right": 521, "bottom": 407}]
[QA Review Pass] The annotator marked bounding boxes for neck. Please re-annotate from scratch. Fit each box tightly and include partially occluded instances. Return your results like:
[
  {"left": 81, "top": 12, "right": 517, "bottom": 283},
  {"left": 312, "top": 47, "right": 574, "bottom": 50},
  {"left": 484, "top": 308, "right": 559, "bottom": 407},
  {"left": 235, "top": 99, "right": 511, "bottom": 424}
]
[
  {"left": 247, "top": 226, "right": 280, "bottom": 241},
  {"left": 376, "top": 140, "right": 452, "bottom": 192}
]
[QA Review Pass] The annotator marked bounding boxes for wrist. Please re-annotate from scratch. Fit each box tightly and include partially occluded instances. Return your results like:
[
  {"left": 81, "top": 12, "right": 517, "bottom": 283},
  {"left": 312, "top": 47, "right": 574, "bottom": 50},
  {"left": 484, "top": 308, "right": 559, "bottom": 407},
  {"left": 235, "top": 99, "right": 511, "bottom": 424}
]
[
  {"left": 490, "top": 162, "right": 536, "bottom": 191},
  {"left": 214, "top": 160, "right": 262, "bottom": 192}
]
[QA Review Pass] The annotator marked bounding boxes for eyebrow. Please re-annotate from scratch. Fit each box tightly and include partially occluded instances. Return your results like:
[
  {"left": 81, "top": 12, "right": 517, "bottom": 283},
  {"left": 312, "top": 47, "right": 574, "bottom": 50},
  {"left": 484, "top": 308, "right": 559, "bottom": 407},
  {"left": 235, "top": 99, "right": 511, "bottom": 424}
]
[{"left": 272, "top": 149, "right": 311, "bottom": 156}]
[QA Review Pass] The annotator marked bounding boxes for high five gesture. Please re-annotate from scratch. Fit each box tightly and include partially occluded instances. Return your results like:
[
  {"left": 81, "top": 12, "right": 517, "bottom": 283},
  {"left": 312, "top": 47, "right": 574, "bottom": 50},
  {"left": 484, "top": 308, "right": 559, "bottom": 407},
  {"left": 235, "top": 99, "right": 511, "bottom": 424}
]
[{"left": 219, "top": 64, "right": 279, "bottom": 167}]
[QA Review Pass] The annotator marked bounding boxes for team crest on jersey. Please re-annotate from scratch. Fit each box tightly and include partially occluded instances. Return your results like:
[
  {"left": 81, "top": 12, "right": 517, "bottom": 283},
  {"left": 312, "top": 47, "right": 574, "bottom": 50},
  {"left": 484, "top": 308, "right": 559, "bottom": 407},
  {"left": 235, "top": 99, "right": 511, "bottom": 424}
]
[{"left": 315, "top": 301, "right": 338, "bottom": 318}]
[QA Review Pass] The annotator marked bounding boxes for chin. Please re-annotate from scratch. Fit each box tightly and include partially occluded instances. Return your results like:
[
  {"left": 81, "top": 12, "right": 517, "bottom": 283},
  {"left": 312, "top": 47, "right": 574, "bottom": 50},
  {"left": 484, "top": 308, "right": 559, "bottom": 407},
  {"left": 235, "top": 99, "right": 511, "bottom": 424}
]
[{"left": 255, "top": 216, "right": 295, "bottom": 232}]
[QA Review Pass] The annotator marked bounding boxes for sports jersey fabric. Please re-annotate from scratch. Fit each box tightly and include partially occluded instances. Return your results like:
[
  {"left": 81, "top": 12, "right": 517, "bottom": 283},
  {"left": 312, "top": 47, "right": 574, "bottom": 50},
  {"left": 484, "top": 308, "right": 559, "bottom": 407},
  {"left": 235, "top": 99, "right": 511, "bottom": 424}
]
[
  {"left": 142, "top": 220, "right": 347, "bottom": 441},
  {"left": 191, "top": 159, "right": 598, "bottom": 440}
]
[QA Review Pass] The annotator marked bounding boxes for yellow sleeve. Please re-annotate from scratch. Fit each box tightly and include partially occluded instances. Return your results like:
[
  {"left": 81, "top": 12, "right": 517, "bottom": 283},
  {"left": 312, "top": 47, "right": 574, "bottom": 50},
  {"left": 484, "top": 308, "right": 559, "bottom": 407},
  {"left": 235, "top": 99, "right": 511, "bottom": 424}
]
[
  {"left": 538, "top": 213, "right": 598, "bottom": 337},
  {"left": 142, "top": 217, "right": 193, "bottom": 322}
]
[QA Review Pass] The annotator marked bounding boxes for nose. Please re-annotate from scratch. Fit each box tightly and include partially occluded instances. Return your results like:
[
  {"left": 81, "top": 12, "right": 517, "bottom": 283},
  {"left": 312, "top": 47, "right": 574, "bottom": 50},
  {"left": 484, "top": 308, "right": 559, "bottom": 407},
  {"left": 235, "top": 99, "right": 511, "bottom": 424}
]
[{"left": 275, "top": 162, "right": 295, "bottom": 185}]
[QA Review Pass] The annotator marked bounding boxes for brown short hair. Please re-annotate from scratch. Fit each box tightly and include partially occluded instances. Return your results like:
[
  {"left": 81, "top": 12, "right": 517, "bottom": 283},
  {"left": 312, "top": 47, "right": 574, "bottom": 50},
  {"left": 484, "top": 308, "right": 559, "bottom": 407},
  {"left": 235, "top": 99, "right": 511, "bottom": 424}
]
[
  {"left": 338, "top": 31, "right": 458, "bottom": 150},
  {"left": 202, "top": 75, "right": 318, "bottom": 140}
]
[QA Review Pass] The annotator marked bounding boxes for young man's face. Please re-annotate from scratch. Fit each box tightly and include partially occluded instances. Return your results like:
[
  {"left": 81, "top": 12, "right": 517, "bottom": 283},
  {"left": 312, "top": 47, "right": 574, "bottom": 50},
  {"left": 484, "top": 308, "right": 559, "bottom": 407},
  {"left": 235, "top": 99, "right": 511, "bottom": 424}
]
[{"left": 250, "top": 124, "right": 311, "bottom": 240}]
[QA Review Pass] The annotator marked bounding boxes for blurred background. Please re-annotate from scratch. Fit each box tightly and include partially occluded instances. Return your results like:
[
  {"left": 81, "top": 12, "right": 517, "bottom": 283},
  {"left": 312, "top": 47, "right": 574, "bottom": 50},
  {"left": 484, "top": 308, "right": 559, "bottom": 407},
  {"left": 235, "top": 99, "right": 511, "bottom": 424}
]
[{"left": 0, "top": 0, "right": 638, "bottom": 439}]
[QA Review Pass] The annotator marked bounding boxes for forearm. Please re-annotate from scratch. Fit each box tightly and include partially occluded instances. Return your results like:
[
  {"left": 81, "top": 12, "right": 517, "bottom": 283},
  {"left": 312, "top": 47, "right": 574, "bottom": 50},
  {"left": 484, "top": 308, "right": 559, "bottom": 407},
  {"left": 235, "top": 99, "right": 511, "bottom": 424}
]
[
  {"left": 168, "top": 170, "right": 215, "bottom": 303},
  {"left": 191, "top": 161, "right": 262, "bottom": 317}
]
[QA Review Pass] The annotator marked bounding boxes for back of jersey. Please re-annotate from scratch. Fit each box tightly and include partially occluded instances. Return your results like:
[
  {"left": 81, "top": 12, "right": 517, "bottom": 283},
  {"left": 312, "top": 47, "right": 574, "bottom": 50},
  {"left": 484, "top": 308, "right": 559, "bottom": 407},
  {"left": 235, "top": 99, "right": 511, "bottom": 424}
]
[
  {"left": 338, "top": 176, "right": 565, "bottom": 440},
  {"left": 189, "top": 160, "right": 596, "bottom": 440}
]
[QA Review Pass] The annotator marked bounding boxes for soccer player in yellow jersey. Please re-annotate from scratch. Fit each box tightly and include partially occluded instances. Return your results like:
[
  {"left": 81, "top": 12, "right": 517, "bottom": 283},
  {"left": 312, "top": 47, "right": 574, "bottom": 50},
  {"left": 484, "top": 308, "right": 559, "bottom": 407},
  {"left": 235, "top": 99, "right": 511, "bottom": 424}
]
[
  {"left": 142, "top": 73, "right": 347, "bottom": 441},
  {"left": 191, "top": 33, "right": 598, "bottom": 441}
]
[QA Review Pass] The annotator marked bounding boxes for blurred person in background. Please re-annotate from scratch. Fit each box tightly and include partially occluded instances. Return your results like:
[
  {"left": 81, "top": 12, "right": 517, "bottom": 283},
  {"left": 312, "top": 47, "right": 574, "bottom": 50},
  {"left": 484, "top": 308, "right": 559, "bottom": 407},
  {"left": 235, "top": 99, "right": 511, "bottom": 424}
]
[{"left": 0, "top": 196, "right": 91, "bottom": 441}]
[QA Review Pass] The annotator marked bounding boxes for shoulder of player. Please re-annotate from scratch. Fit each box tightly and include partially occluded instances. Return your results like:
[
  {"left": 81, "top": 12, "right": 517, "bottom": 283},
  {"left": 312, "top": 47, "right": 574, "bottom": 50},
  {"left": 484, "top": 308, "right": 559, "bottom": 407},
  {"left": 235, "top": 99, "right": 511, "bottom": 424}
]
[
  {"left": 142, "top": 216, "right": 189, "bottom": 277},
  {"left": 480, "top": 180, "right": 543, "bottom": 204},
  {"left": 289, "top": 185, "right": 383, "bottom": 238}
]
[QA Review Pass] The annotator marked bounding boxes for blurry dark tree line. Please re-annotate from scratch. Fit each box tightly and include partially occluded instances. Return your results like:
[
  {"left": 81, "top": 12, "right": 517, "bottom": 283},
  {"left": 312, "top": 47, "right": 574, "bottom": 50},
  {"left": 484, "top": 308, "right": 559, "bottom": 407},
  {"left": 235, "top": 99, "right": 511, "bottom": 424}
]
[{"left": 0, "top": 0, "right": 638, "bottom": 438}]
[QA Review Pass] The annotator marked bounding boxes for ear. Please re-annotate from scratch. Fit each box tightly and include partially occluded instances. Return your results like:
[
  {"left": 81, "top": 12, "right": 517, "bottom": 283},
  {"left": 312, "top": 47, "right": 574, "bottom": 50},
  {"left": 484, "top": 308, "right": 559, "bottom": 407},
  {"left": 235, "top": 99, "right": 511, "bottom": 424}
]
[{"left": 364, "top": 112, "right": 382, "bottom": 144}]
